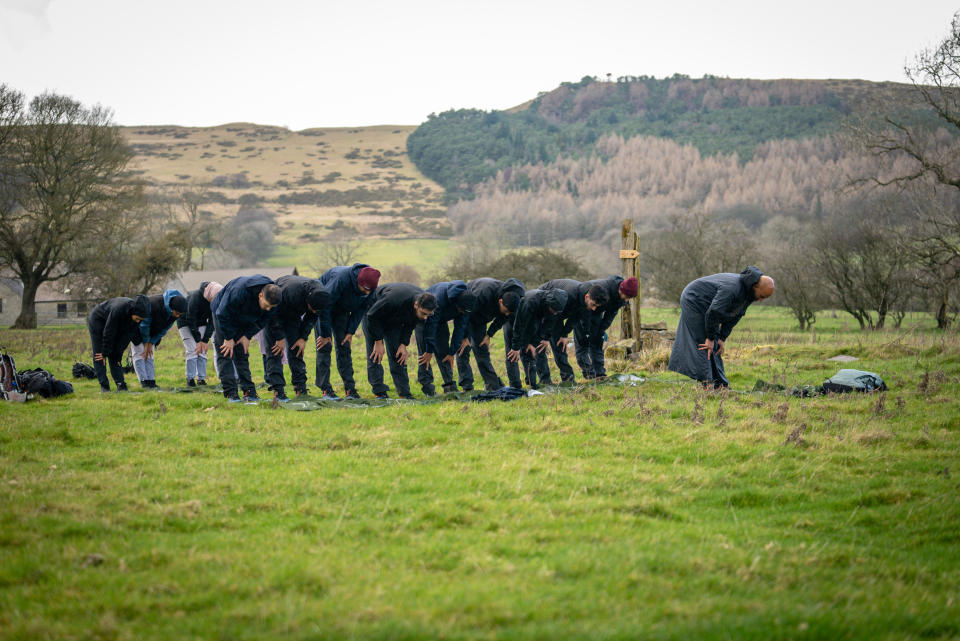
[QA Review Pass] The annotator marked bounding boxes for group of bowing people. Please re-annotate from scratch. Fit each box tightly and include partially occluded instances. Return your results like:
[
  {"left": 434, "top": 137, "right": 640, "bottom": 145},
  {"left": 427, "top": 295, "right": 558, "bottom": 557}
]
[{"left": 86, "top": 263, "right": 641, "bottom": 402}]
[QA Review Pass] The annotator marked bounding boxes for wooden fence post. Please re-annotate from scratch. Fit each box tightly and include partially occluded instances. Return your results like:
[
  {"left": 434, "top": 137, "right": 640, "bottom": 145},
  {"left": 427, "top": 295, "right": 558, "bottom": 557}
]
[{"left": 619, "top": 219, "right": 641, "bottom": 352}]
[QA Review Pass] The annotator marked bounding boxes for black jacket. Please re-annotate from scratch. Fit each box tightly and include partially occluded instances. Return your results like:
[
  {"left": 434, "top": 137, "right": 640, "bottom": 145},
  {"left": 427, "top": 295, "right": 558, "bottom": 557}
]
[
  {"left": 88, "top": 295, "right": 150, "bottom": 355},
  {"left": 176, "top": 283, "right": 214, "bottom": 343},
  {"left": 364, "top": 282, "right": 424, "bottom": 346},
  {"left": 467, "top": 277, "right": 525, "bottom": 337},
  {"left": 212, "top": 275, "right": 277, "bottom": 341},
  {"left": 509, "top": 289, "right": 568, "bottom": 351},
  {"left": 270, "top": 275, "right": 329, "bottom": 342},
  {"left": 588, "top": 276, "right": 627, "bottom": 334},
  {"left": 540, "top": 279, "right": 598, "bottom": 338},
  {"left": 682, "top": 266, "right": 762, "bottom": 342}
]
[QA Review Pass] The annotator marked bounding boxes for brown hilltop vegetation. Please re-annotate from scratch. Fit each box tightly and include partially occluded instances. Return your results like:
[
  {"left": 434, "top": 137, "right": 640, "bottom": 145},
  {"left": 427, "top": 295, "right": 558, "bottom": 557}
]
[{"left": 121, "top": 123, "right": 449, "bottom": 241}]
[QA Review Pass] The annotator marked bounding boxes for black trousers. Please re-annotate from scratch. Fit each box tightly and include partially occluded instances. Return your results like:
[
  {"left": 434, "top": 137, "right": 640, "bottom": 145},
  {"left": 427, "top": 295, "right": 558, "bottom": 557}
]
[
  {"left": 573, "top": 318, "right": 607, "bottom": 378},
  {"left": 456, "top": 320, "right": 503, "bottom": 391},
  {"left": 362, "top": 317, "right": 412, "bottom": 397},
  {"left": 263, "top": 321, "right": 308, "bottom": 395},
  {"left": 212, "top": 315, "right": 255, "bottom": 398},
  {"left": 533, "top": 327, "right": 576, "bottom": 383},
  {"left": 87, "top": 319, "right": 127, "bottom": 390},
  {"left": 315, "top": 309, "right": 357, "bottom": 394},
  {"left": 500, "top": 320, "right": 523, "bottom": 389},
  {"left": 414, "top": 321, "right": 455, "bottom": 394}
]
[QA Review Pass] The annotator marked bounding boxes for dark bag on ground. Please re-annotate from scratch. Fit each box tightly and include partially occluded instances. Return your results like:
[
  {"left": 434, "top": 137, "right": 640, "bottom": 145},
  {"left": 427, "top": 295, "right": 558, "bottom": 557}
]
[
  {"left": 822, "top": 369, "right": 887, "bottom": 394},
  {"left": 73, "top": 362, "right": 97, "bottom": 379},
  {"left": 19, "top": 368, "right": 74, "bottom": 398}
]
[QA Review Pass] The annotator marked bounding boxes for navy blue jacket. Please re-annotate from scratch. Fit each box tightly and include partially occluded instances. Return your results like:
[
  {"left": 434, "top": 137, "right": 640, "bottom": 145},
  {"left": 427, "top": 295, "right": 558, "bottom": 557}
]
[
  {"left": 316, "top": 263, "right": 374, "bottom": 338},
  {"left": 213, "top": 275, "right": 276, "bottom": 341},
  {"left": 177, "top": 282, "right": 213, "bottom": 343},
  {"left": 421, "top": 280, "right": 470, "bottom": 357},
  {"left": 467, "top": 277, "right": 525, "bottom": 337}
]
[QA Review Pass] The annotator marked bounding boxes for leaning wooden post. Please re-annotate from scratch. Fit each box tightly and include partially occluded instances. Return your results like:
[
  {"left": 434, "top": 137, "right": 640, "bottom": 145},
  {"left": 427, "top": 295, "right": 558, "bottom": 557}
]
[{"left": 619, "top": 219, "right": 641, "bottom": 353}]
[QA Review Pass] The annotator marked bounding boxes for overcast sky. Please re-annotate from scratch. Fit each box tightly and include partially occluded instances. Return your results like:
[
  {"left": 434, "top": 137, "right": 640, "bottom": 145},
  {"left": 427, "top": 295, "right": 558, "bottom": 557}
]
[{"left": 2, "top": 0, "right": 957, "bottom": 130}]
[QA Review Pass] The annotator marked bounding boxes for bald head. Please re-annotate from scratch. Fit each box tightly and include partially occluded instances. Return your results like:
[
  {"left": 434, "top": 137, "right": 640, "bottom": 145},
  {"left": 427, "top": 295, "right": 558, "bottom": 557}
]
[{"left": 753, "top": 275, "right": 775, "bottom": 301}]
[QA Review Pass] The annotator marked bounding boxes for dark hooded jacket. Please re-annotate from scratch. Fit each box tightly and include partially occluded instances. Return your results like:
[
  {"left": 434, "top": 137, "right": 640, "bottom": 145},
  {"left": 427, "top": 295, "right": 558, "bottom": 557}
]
[
  {"left": 139, "top": 289, "right": 186, "bottom": 346},
  {"left": 587, "top": 276, "right": 628, "bottom": 338},
  {"left": 270, "top": 275, "right": 330, "bottom": 342},
  {"left": 421, "top": 280, "right": 470, "bottom": 357},
  {"left": 467, "top": 277, "right": 525, "bottom": 337},
  {"left": 316, "top": 263, "right": 374, "bottom": 338},
  {"left": 540, "top": 279, "right": 599, "bottom": 338},
  {"left": 667, "top": 266, "right": 764, "bottom": 384},
  {"left": 509, "top": 288, "right": 569, "bottom": 351},
  {"left": 177, "top": 282, "right": 213, "bottom": 343},
  {"left": 364, "top": 282, "right": 425, "bottom": 346},
  {"left": 683, "top": 266, "right": 762, "bottom": 342},
  {"left": 212, "top": 275, "right": 276, "bottom": 341},
  {"left": 89, "top": 295, "right": 150, "bottom": 355}
]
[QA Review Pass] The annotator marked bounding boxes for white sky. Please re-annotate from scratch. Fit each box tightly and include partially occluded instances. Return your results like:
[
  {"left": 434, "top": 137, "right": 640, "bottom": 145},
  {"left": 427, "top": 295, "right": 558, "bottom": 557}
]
[{"left": 1, "top": 0, "right": 957, "bottom": 130}]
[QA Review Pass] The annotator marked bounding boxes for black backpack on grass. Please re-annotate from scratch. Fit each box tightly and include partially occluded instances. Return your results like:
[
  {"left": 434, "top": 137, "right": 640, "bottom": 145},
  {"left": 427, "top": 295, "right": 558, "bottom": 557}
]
[
  {"left": 19, "top": 368, "right": 74, "bottom": 398},
  {"left": 822, "top": 369, "right": 887, "bottom": 394}
]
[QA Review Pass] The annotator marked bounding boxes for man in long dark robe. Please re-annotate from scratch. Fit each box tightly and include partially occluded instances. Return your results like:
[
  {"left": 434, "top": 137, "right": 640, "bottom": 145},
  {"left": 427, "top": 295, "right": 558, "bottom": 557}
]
[{"left": 668, "top": 266, "right": 774, "bottom": 388}]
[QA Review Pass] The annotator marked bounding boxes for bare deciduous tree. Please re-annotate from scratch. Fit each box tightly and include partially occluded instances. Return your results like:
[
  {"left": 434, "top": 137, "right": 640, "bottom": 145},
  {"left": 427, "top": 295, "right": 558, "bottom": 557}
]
[{"left": 0, "top": 88, "right": 142, "bottom": 328}]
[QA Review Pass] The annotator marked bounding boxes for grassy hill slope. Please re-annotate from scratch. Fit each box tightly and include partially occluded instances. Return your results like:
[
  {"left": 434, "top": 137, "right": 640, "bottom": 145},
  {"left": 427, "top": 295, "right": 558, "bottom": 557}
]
[{"left": 123, "top": 123, "right": 450, "bottom": 248}]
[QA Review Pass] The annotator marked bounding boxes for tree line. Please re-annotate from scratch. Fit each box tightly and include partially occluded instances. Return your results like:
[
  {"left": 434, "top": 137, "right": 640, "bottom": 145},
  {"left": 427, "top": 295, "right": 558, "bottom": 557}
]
[{"left": 405, "top": 77, "right": 911, "bottom": 202}]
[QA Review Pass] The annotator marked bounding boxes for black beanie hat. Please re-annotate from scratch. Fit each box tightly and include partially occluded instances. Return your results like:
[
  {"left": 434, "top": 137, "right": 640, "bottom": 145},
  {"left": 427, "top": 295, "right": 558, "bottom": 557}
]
[
  {"left": 307, "top": 284, "right": 329, "bottom": 311},
  {"left": 169, "top": 295, "right": 188, "bottom": 314},
  {"left": 132, "top": 295, "right": 150, "bottom": 318},
  {"left": 456, "top": 289, "right": 477, "bottom": 313}
]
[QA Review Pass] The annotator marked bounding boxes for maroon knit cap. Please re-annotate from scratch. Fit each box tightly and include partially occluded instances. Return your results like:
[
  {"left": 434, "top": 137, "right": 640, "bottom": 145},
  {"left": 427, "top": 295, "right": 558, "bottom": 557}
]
[
  {"left": 619, "top": 277, "right": 639, "bottom": 299},
  {"left": 357, "top": 267, "right": 381, "bottom": 291}
]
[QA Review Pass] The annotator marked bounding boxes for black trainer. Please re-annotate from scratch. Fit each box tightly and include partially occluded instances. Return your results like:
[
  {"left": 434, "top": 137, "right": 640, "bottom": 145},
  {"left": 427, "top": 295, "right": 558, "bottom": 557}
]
[{"left": 344, "top": 389, "right": 361, "bottom": 399}]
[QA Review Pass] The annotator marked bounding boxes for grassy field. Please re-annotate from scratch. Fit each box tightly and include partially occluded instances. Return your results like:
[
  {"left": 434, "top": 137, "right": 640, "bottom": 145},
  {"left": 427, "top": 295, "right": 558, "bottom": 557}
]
[
  {"left": 1, "top": 306, "right": 959, "bottom": 640},
  {"left": 268, "top": 238, "right": 456, "bottom": 284}
]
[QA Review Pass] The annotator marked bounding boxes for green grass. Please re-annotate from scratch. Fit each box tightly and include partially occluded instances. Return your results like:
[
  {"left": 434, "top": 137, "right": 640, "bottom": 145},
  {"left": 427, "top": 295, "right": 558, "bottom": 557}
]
[
  {"left": 268, "top": 238, "right": 455, "bottom": 280},
  {"left": 1, "top": 306, "right": 959, "bottom": 640}
]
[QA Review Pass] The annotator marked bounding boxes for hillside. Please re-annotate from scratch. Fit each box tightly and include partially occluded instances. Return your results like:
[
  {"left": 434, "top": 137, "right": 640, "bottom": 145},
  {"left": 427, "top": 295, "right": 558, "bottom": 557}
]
[
  {"left": 407, "top": 76, "right": 917, "bottom": 201},
  {"left": 122, "top": 123, "right": 450, "bottom": 245}
]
